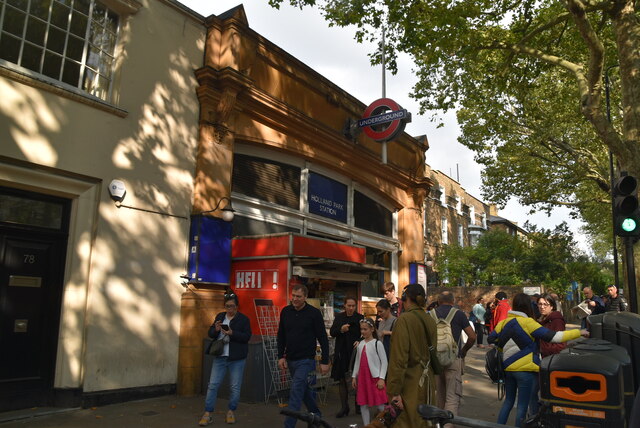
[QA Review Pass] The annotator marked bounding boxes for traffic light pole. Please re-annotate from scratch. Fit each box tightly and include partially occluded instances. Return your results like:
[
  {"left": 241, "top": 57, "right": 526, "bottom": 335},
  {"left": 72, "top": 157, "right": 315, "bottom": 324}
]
[{"left": 623, "top": 236, "right": 638, "bottom": 313}]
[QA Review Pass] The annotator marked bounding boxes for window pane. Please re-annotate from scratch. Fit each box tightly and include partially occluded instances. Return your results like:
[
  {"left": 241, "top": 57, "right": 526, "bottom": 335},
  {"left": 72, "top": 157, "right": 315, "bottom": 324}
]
[
  {"left": 46, "top": 25, "right": 66, "bottom": 54},
  {"left": 82, "top": 67, "right": 95, "bottom": 91},
  {"left": 105, "top": 10, "right": 117, "bottom": 33},
  {"left": 85, "top": 44, "right": 99, "bottom": 69},
  {"left": 42, "top": 51, "right": 62, "bottom": 79},
  {"left": 7, "top": 0, "right": 29, "bottom": 11},
  {"left": 51, "top": 1, "right": 70, "bottom": 29},
  {"left": 25, "top": 16, "right": 46, "bottom": 45},
  {"left": 61, "top": 58, "right": 79, "bottom": 85},
  {"left": 73, "top": 0, "right": 90, "bottom": 15},
  {"left": 69, "top": 10, "right": 87, "bottom": 37},
  {"left": 30, "top": 0, "right": 52, "bottom": 21},
  {"left": 55, "top": 0, "right": 72, "bottom": 6},
  {"left": 65, "top": 34, "right": 83, "bottom": 60},
  {"left": 98, "top": 53, "right": 111, "bottom": 75},
  {"left": 93, "top": 73, "right": 108, "bottom": 98},
  {"left": 21, "top": 43, "right": 43, "bottom": 72},
  {"left": 3, "top": 7, "right": 27, "bottom": 37},
  {"left": 0, "top": 194, "right": 64, "bottom": 229},
  {"left": 0, "top": 33, "right": 21, "bottom": 63},
  {"left": 92, "top": 2, "right": 106, "bottom": 21}
]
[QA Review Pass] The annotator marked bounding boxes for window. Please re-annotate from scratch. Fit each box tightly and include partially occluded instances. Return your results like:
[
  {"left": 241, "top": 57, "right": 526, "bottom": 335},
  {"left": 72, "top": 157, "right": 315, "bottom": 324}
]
[
  {"left": 469, "top": 206, "right": 475, "bottom": 225},
  {"left": 455, "top": 195, "right": 462, "bottom": 214},
  {"left": 0, "top": 0, "right": 119, "bottom": 101},
  {"left": 232, "top": 154, "right": 301, "bottom": 210},
  {"left": 458, "top": 223, "right": 464, "bottom": 246},
  {"left": 482, "top": 213, "right": 487, "bottom": 229},
  {"left": 441, "top": 216, "right": 448, "bottom": 244},
  {"left": 354, "top": 191, "right": 392, "bottom": 237},
  {"left": 439, "top": 186, "right": 446, "bottom": 206}
]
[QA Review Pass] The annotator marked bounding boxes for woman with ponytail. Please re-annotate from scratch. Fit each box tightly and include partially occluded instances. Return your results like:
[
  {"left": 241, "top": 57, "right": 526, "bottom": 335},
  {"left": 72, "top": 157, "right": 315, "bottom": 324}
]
[{"left": 386, "top": 284, "right": 437, "bottom": 428}]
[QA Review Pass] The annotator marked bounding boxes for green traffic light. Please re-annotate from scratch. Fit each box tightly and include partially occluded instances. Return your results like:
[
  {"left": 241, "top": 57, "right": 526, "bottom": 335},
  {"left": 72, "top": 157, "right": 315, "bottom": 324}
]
[{"left": 622, "top": 217, "right": 637, "bottom": 232}]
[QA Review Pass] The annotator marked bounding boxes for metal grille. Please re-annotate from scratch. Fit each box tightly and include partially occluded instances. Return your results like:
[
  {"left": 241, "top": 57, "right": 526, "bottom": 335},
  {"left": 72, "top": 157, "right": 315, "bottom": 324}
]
[{"left": 254, "top": 299, "right": 291, "bottom": 404}]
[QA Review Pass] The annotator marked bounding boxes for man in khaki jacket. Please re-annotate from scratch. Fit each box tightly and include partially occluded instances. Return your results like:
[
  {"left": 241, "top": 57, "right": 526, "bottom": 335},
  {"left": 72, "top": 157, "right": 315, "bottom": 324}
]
[{"left": 387, "top": 284, "right": 437, "bottom": 428}]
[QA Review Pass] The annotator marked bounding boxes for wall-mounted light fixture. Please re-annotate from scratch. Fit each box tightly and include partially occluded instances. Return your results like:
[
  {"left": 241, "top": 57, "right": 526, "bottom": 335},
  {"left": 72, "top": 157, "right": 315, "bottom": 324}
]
[
  {"left": 193, "top": 196, "right": 235, "bottom": 222},
  {"left": 107, "top": 179, "right": 188, "bottom": 219}
]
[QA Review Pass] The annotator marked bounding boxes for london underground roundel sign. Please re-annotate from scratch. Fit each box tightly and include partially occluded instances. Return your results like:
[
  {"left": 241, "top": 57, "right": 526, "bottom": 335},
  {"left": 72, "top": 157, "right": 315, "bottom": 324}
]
[{"left": 358, "top": 98, "right": 411, "bottom": 142}]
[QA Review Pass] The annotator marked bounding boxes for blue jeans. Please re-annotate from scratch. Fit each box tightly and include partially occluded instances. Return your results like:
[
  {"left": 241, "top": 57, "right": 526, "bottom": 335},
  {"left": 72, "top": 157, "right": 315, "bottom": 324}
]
[
  {"left": 204, "top": 357, "right": 246, "bottom": 412},
  {"left": 497, "top": 371, "right": 538, "bottom": 427},
  {"left": 284, "top": 359, "right": 319, "bottom": 428}
]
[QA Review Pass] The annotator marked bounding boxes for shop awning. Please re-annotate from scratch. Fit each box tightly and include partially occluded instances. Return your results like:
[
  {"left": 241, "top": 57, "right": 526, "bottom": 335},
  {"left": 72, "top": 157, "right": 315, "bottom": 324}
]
[{"left": 292, "top": 257, "right": 387, "bottom": 282}]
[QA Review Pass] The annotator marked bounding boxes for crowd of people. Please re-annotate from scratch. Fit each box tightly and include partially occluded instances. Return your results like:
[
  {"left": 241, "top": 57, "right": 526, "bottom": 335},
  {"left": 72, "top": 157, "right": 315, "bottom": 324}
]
[{"left": 197, "top": 282, "right": 628, "bottom": 427}]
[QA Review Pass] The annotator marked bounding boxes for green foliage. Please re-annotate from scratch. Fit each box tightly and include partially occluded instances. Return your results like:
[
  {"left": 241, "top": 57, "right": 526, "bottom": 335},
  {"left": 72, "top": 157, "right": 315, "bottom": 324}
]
[
  {"left": 435, "top": 226, "right": 612, "bottom": 288},
  {"left": 268, "top": 0, "right": 640, "bottom": 255}
]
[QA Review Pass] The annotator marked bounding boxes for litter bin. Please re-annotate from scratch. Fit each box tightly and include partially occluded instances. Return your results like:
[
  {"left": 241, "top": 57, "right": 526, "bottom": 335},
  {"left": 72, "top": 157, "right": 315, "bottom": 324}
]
[
  {"left": 539, "top": 351, "right": 626, "bottom": 427},
  {"left": 587, "top": 311, "right": 640, "bottom": 393},
  {"left": 202, "top": 336, "right": 273, "bottom": 403},
  {"left": 560, "top": 339, "right": 633, "bottom": 425}
]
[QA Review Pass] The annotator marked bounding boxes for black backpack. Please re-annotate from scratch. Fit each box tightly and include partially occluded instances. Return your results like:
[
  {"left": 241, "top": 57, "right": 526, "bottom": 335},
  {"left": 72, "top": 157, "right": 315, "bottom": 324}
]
[{"left": 485, "top": 347, "right": 505, "bottom": 383}]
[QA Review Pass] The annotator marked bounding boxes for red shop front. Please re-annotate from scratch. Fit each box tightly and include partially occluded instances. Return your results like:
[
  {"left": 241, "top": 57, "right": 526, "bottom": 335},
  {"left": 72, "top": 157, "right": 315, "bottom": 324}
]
[{"left": 230, "top": 233, "right": 385, "bottom": 332}]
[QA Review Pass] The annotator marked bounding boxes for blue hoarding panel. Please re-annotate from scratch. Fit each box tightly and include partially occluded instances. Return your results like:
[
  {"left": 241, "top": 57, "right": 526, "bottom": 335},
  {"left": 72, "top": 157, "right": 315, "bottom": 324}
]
[
  {"left": 188, "top": 215, "right": 232, "bottom": 284},
  {"left": 308, "top": 172, "right": 347, "bottom": 223}
]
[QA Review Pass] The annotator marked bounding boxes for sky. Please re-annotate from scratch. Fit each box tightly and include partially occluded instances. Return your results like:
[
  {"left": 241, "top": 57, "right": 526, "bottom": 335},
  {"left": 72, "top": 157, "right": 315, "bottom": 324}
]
[{"left": 179, "top": 0, "right": 590, "bottom": 251}]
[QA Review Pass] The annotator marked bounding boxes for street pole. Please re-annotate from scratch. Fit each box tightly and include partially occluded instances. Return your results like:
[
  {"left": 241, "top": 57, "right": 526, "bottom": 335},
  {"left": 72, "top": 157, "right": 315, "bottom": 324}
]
[
  {"left": 624, "top": 237, "right": 638, "bottom": 313},
  {"left": 605, "top": 66, "right": 620, "bottom": 288}
]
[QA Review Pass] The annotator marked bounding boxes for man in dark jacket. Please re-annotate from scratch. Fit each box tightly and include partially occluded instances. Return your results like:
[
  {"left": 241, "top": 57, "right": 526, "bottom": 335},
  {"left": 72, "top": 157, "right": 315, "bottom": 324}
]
[
  {"left": 605, "top": 285, "right": 628, "bottom": 312},
  {"left": 278, "top": 284, "right": 329, "bottom": 428}
]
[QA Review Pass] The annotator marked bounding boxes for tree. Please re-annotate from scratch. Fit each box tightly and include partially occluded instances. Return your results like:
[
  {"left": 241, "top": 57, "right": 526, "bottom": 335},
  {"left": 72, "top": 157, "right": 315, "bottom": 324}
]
[
  {"left": 269, "top": 0, "right": 640, "bottom": 256},
  {"left": 435, "top": 224, "right": 611, "bottom": 289}
]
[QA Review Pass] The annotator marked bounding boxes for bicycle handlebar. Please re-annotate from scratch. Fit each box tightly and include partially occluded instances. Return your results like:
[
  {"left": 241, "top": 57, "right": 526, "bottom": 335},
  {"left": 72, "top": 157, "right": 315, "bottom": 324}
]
[
  {"left": 279, "top": 409, "right": 334, "bottom": 428},
  {"left": 418, "top": 404, "right": 515, "bottom": 428}
]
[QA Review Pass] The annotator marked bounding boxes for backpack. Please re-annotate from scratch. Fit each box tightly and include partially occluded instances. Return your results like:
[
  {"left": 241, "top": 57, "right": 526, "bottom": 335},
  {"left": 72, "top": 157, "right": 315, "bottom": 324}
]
[
  {"left": 485, "top": 347, "right": 505, "bottom": 383},
  {"left": 429, "top": 308, "right": 459, "bottom": 367}
]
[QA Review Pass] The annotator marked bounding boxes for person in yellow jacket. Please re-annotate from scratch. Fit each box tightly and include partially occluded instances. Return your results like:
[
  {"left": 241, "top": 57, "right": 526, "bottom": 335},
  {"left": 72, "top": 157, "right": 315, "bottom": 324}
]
[
  {"left": 386, "top": 284, "right": 437, "bottom": 428},
  {"left": 487, "top": 293, "right": 589, "bottom": 427}
]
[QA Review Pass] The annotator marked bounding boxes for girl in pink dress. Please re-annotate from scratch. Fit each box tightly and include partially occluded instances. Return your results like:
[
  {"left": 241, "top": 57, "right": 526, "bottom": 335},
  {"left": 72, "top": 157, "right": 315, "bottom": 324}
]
[{"left": 351, "top": 318, "right": 388, "bottom": 426}]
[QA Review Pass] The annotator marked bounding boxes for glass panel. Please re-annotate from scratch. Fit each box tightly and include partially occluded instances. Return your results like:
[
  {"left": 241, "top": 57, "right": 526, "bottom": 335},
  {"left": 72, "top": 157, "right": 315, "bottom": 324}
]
[
  {"left": 93, "top": 74, "right": 108, "bottom": 98},
  {"left": 25, "top": 16, "right": 47, "bottom": 45},
  {"left": 3, "top": 7, "right": 27, "bottom": 37},
  {"left": 81, "top": 67, "right": 95, "bottom": 92},
  {"left": 89, "top": 22, "right": 103, "bottom": 47},
  {"left": 0, "top": 194, "right": 63, "bottom": 229},
  {"left": 7, "top": 0, "right": 29, "bottom": 12},
  {"left": 30, "top": 0, "right": 52, "bottom": 21},
  {"left": 0, "top": 33, "right": 21, "bottom": 63},
  {"left": 61, "top": 58, "right": 79, "bottom": 85},
  {"left": 98, "top": 53, "right": 111, "bottom": 75},
  {"left": 73, "top": 0, "right": 90, "bottom": 15},
  {"left": 50, "top": 1, "right": 70, "bottom": 29},
  {"left": 46, "top": 25, "right": 66, "bottom": 54},
  {"left": 42, "top": 51, "right": 62, "bottom": 79},
  {"left": 55, "top": 0, "right": 72, "bottom": 6},
  {"left": 92, "top": 2, "right": 106, "bottom": 21},
  {"left": 65, "top": 34, "right": 83, "bottom": 60},
  {"left": 105, "top": 10, "right": 118, "bottom": 34},
  {"left": 69, "top": 9, "right": 87, "bottom": 37},
  {"left": 85, "top": 44, "right": 99, "bottom": 69},
  {"left": 21, "top": 43, "right": 43, "bottom": 72}
]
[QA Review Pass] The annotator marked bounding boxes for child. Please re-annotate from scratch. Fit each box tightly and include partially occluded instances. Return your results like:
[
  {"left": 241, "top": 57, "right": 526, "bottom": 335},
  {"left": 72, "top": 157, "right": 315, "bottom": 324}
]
[{"left": 351, "top": 318, "right": 388, "bottom": 426}]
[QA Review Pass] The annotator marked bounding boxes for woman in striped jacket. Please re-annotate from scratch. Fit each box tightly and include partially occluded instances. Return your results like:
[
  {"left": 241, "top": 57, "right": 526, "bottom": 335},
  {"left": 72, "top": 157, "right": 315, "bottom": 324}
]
[{"left": 487, "top": 293, "right": 589, "bottom": 427}]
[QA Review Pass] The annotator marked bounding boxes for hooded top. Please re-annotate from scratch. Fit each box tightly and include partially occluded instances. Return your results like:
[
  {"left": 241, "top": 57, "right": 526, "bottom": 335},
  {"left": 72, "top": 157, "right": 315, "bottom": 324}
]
[{"left": 538, "top": 310, "right": 566, "bottom": 358}]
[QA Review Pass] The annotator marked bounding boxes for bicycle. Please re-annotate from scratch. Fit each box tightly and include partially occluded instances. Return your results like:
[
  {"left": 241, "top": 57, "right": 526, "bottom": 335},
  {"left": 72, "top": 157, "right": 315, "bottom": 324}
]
[
  {"left": 281, "top": 404, "right": 517, "bottom": 428},
  {"left": 418, "top": 404, "right": 515, "bottom": 428}
]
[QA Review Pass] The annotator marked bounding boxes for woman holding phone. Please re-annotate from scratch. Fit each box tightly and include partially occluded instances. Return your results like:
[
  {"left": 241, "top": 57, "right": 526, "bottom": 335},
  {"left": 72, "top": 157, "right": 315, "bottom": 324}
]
[{"left": 199, "top": 293, "right": 251, "bottom": 426}]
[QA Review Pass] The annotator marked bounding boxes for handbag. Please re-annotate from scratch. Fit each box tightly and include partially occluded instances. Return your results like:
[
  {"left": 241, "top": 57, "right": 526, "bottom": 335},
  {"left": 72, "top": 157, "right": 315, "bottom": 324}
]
[
  {"left": 410, "top": 311, "right": 444, "bottom": 375},
  {"left": 206, "top": 338, "right": 224, "bottom": 356}
]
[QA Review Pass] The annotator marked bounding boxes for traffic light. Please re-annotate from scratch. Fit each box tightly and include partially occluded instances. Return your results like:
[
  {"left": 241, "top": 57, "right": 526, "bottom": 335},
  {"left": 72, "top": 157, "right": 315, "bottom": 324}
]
[{"left": 613, "top": 174, "right": 640, "bottom": 237}]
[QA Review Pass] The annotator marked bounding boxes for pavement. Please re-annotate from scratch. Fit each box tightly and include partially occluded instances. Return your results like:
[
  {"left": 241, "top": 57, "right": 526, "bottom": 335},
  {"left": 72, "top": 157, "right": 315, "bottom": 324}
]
[{"left": 0, "top": 344, "right": 512, "bottom": 427}]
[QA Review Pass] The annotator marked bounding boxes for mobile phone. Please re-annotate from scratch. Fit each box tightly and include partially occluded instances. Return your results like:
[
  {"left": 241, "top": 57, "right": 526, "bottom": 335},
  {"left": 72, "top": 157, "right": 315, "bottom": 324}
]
[{"left": 221, "top": 325, "right": 229, "bottom": 331}]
